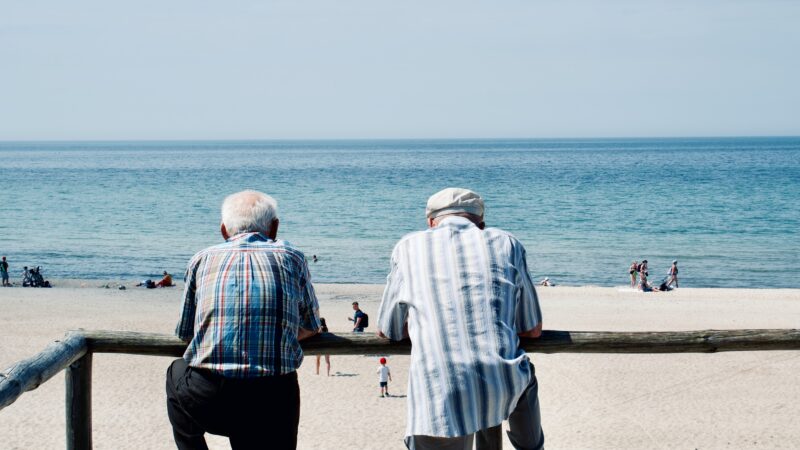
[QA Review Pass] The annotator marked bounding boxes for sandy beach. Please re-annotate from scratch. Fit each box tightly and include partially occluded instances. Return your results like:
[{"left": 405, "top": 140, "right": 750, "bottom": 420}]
[{"left": 1, "top": 282, "right": 799, "bottom": 449}]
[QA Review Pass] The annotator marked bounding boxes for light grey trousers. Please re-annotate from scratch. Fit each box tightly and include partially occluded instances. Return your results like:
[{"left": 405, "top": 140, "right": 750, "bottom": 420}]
[{"left": 405, "top": 365, "right": 544, "bottom": 450}]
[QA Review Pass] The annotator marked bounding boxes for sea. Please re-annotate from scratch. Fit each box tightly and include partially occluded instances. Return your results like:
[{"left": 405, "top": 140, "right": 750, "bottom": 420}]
[{"left": 1, "top": 137, "right": 798, "bottom": 288}]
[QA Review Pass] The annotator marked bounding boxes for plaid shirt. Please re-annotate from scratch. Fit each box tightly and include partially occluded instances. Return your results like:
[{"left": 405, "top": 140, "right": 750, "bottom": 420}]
[{"left": 176, "top": 232, "right": 320, "bottom": 378}]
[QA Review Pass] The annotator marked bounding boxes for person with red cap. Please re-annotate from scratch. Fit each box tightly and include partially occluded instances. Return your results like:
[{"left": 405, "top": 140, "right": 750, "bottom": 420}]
[{"left": 377, "top": 357, "right": 392, "bottom": 398}]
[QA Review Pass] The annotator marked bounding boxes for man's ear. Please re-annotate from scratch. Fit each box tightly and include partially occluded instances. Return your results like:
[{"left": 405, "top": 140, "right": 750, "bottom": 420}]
[
  {"left": 427, "top": 217, "right": 436, "bottom": 228},
  {"left": 268, "top": 218, "right": 279, "bottom": 240},
  {"left": 220, "top": 223, "right": 230, "bottom": 240}
]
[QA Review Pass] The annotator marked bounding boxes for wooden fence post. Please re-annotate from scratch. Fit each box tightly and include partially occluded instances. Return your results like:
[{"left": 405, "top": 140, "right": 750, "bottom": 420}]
[{"left": 66, "top": 353, "right": 92, "bottom": 450}]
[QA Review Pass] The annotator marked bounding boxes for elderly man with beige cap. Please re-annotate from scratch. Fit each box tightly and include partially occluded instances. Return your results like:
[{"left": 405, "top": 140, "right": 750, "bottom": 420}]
[{"left": 378, "top": 187, "right": 544, "bottom": 450}]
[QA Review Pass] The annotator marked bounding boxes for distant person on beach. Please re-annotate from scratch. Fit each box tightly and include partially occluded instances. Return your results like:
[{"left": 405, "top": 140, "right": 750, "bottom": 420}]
[
  {"left": 629, "top": 261, "right": 639, "bottom": 288},
  {"left": 638, "top": 270, "right": 662, "bottom": 292},
  {"left": 32, "top": 267, "right": 44, "bottom": 287},
  {"left": 377, "top": 357, "right": 392, "bottom": 397},
  {"left": 22, "top": 266, "right": 32, "bottom": 287},
  {"left": 155, "top": 271, "right": 174, "bottom": 287},
  {"left": 1, "top": 256, "right": 9, "bottom": 286},
  {"left": 378, "top": 188, "right": 544, "bottom": 450},
  {"left": 639, "top": 260, "right": 649, "bottom": 278},
  {"left": 348, "top": 301, "right": 368, "bottom": 332},
  {"left": 315, "top": 318, "right": 331, "bottom": 376},
  {"left": 667, "top": 260, "right": 679, "bottom": 288},
  {"left": 539, "top": 277, "right": 554, "bottom": 286},
  {"left": 136, "top": 279, "right": 157, "bottom": 288},
  {"left": 312, "top": 254, "right": 318, "bottom": 263},
  {"left": 167, "top": 190, "right": 320, "bottom": 450}
]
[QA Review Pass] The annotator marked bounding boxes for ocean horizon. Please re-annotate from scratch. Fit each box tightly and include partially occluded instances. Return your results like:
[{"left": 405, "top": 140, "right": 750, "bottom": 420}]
[{"left": 1, "top": 136, "right": 798, "bottom": 288}]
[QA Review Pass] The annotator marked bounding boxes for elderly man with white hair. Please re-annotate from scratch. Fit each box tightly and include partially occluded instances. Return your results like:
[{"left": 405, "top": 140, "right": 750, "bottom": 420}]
[
  {"left": 378, "top": 187, "right": 544, "bottom": 450},
  {"left": 166, "top": 190, "right": 320, "bottom": 450}
]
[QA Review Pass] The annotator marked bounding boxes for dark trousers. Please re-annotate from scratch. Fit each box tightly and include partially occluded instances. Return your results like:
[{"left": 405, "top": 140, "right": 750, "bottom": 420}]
[{"left": 166, "top": 358, "right": 300, "bottom": 450}]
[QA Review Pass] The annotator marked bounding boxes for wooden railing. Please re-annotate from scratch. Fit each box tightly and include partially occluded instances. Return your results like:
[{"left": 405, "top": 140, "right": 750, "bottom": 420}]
[{"left": 2, "top": 328, "right": 799, "bottom": 449}]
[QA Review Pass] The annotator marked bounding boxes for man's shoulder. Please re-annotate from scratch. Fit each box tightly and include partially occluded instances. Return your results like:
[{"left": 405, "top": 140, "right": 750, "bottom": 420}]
[
  {"left": 391, "top": 229, "right": 429, "bottom": 251},
  {"left": 393, "top": 226, "right": 523, "bottom": 249},
  {"left": 484, "top": 225, "right": 516, "bottom": 238},
  {"left": 188, "top": 239, "right": 308, "bottom": 265}
]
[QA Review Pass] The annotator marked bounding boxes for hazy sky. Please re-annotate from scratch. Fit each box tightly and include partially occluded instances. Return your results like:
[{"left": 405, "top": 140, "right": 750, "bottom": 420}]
[{"left": 2, "top": 0, "right": 798, "bottom": 140}]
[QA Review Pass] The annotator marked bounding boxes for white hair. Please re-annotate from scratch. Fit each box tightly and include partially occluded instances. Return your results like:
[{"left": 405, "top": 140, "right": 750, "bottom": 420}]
[{"left": 221, "top": 190, "right": 278, "bottom": 235}]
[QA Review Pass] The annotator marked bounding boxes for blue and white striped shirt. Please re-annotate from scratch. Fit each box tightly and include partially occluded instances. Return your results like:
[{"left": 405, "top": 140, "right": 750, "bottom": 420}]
[
  {"left": 176, "top": 232, "right": 320, "bottom": 378},
  {"left": 378, "top": 216, "right": 542, "bottom": 438}
]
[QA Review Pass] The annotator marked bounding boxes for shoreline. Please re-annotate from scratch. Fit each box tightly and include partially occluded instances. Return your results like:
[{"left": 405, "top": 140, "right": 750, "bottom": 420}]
[{"left": 4, "top": 278, "right": 800, "bottom": 291}]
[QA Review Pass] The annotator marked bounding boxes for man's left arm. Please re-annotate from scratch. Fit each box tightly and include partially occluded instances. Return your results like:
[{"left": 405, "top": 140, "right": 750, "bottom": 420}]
[{"left": 297, "top": 257, "right": 321, "bottom": 341}]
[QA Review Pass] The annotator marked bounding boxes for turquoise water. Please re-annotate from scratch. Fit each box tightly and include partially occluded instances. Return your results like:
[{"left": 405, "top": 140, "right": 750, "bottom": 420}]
[{"left": 1, "top": 137, "right": 798, "bottom": 288}]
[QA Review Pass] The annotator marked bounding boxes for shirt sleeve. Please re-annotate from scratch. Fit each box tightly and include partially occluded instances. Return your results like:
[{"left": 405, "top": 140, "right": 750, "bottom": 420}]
[
  {"left": 514, "top": 244, "right": 542, "bottom": 334},
  {"left": 377, "top": 244, "right": 409, "bottom": 341},
  {"left": 175, "top": 255, "right": 201, "bottom": 341},
  {"left": 298, "top": 256, "right": 321, "bottom": 331}
]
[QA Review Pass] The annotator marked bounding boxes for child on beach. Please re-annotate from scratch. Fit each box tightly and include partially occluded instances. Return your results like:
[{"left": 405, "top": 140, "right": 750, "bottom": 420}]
[
  {"left": 315, "top": 318, "right": 331, "bottom": 376},
  {"left": 377, "top": 357, "right": 392, "bottom": 397}
]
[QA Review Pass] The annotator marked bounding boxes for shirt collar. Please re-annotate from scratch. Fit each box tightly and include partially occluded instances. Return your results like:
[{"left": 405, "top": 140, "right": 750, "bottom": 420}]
[
  {"left": 435, "top": 215, "right": 476, "bottom": 228},
  {"left": 226, "top": 231, "right": 273, "bottom": 243}
]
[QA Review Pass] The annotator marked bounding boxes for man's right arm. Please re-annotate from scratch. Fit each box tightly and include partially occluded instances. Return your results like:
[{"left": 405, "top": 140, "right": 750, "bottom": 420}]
[
  {"left": 175, "top": 256, "right": 201, "bottom": 342},
  {"left": 377, "top": 245, "right": 410, "bottom": 341}
]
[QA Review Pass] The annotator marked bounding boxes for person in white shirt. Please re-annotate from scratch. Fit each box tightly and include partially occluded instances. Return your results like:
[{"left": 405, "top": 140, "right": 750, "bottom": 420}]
[
  {"left": 377, "top": 357, "right": 392, "bottom": 398},
  {"left": 378, "top": 187, "right": 544, "bottom": 450}
]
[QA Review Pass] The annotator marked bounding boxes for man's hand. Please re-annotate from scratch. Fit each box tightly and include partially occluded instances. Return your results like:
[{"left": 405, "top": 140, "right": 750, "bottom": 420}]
[
  {"left": 518, "top": 322, "right": 543, "bottom": 339},
  {"left": 298, "top": 327, "right": 318, "bottom": 341},
  {"left": 377, "top": 322, "right": 409, "bottom": 340}
]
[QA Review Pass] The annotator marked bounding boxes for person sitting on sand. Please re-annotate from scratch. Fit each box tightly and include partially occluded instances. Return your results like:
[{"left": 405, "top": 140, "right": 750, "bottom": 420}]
[
  {"left": 155, "top": 271, "right": 173, "bottom": 287},
  {"left": 167, "top": 190, "right": 320, "bottom": 450},
  {"left": 136, "top": 279, "right": 155, "bottom": 288},
  {"left": 32, "top": 267, "right": 45, "bottom": 287},
  {"left": 638, "top": 271, "right": 662, "bottom": 292},
  {"left": 22, "top": 266, "right": 32, "bottom": 287}
]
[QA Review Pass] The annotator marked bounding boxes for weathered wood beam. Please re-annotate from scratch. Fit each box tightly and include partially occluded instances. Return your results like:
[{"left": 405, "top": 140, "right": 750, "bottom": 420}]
[
  {"left": 0, "top": 332, "right": 87, "bottom": 411},
  {"left": 66, "top": 353, "right": 92, "bottom": 450},
  {"left": 521, "top": 328, "right": 800, "bottom": 354},
  {"left": 80, "top": 328, "right": 800, "bottom": 356}
]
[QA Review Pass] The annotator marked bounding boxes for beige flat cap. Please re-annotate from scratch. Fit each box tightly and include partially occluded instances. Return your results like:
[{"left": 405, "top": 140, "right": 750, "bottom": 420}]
[{"left": 426, "top": 187, "right": 484, "bottom": 219}]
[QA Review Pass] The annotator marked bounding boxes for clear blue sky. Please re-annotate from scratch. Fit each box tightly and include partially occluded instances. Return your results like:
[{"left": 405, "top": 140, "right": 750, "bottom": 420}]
[{"left": 1, "top": 0, "right": 798, "bottom": 140}]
